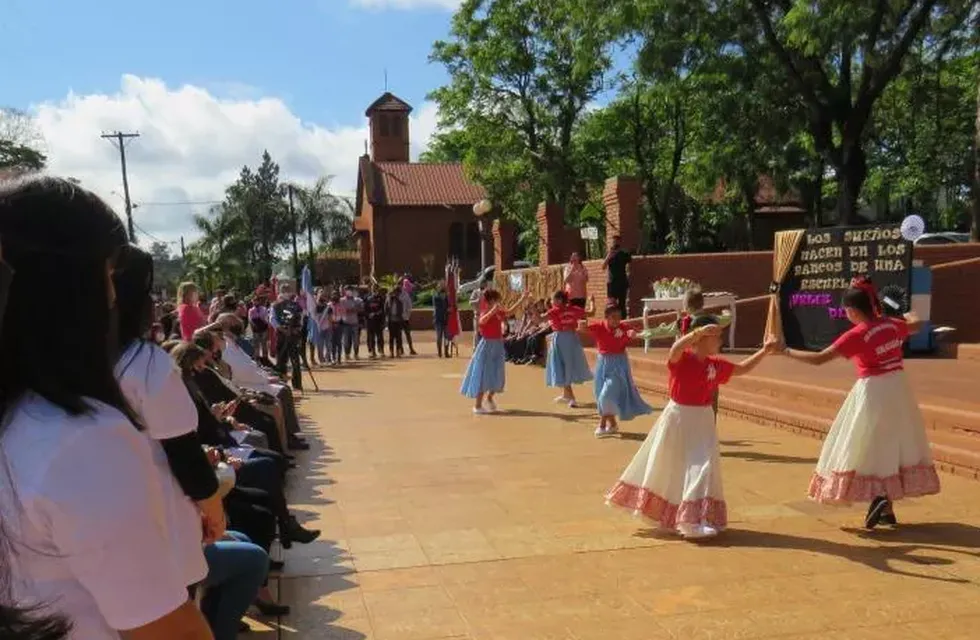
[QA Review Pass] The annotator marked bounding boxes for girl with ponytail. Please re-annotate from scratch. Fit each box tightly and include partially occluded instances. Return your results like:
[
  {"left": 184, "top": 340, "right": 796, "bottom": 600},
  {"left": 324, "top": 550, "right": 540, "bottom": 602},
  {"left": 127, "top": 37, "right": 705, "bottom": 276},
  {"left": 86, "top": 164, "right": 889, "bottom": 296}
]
[{"left": 779, "top": 276, "right": 940, "bottom": 529}]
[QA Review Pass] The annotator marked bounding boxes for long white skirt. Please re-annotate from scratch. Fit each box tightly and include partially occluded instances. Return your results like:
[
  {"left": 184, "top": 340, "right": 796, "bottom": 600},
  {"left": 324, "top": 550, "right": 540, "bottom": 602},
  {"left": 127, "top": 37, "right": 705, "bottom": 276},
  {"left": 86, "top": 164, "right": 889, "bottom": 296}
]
[
  {"left": 808, "top": 370, "right": 941, "bottom": 505},
  {"left": 606, "top": 401, "right": 726, "bottom": 531}
]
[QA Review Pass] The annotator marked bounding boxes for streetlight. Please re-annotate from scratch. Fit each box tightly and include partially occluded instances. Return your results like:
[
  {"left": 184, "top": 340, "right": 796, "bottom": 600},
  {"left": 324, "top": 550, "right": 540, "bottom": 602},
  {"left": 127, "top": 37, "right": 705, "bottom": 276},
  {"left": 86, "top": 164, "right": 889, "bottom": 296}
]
[{"left": 473, "top": 199, "right": 493, "bottom": 271}]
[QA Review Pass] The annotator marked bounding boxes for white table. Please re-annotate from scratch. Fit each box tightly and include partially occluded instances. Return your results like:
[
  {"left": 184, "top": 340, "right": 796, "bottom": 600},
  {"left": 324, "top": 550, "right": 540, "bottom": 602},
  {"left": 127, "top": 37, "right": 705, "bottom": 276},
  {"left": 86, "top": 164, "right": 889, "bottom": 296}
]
[{"left": 641, "top": 292, "right": 737, "bottom": 352}]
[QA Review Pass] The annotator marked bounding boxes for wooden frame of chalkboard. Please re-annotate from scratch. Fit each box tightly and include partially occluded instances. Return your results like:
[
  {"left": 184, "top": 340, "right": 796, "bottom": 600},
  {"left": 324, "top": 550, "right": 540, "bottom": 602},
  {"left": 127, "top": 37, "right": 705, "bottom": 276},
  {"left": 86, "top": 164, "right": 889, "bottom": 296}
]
[{"left": 779, "top": 223, "right": 912, "bottom": 351}]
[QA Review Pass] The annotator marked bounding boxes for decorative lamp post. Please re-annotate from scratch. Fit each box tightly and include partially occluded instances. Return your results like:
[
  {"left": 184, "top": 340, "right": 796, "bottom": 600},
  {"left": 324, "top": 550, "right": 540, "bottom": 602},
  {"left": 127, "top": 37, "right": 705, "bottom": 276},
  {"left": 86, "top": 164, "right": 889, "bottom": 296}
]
[{"left": 473, "top": 199, "right": 493, "bottom": 271}]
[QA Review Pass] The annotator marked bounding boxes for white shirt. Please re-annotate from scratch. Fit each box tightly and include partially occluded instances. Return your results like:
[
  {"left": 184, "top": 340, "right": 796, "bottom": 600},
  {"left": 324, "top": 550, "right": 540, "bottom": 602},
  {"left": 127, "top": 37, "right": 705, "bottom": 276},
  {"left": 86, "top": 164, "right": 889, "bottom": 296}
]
[
  {"left": 115, "top": 342, "right": 209, "bottom": 588},
  {"left": 0, "top": 394, "right": 190, "bottom": 639},
  {"left": 221, "top": 335, "right": 284, "bottom": 396}
]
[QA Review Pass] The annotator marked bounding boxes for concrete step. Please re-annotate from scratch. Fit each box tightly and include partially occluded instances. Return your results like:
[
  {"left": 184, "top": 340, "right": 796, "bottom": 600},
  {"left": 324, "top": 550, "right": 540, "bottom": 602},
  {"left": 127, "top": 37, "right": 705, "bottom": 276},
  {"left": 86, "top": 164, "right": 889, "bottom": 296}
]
[
  {"left": 617, "top": 350, "right": 980, "bottom": 437},
  {"left": 586, "top": 348, "right": 980, "bottom": 480}
]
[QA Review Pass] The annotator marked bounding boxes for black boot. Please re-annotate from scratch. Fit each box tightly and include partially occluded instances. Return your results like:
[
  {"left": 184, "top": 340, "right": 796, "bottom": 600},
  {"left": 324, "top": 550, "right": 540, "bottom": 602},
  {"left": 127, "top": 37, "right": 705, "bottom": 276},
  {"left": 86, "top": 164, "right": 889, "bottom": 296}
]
[{"left": 282, "top": 515, "right": 320, "bottom": 547}]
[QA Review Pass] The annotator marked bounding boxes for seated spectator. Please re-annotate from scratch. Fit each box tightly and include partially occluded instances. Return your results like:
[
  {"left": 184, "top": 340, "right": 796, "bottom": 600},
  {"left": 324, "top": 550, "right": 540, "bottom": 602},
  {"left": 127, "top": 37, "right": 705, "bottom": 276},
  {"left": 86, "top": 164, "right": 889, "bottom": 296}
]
[
  {"left": 172, "top": 343, "right": 320, "bottom": 549},
  {"left": 200, "top": 532, "right": 268, "bottom": 640},
  {"left": 506, "top": 302, "right": 552, "bottom": 364},
  {"left": 206, "top": 314, "right": 310, "bottom": 451},
  {"left": 0, "top": 175, "right": 213, "bottom": 639},
  {"left": 113, "top": 245, "right": 227, "bottom": 602}
]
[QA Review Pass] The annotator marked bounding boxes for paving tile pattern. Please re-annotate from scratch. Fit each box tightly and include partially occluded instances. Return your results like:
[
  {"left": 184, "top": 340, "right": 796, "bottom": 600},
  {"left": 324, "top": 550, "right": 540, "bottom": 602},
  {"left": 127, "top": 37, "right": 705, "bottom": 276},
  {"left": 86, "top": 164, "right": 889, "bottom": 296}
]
[{"left": 266, "top": 338, "right": 980, "bottom": 639}]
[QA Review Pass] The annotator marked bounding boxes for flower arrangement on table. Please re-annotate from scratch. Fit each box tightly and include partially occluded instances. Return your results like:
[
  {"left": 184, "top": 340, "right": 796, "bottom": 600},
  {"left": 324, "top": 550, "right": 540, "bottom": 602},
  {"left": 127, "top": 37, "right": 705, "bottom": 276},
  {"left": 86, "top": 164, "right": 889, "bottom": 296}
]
[
  {"left": 651, "top": 277, "right": 699, "bottom": 299},
  {"left": 637, "top": 309, "right": 731, "bottom": 340}
]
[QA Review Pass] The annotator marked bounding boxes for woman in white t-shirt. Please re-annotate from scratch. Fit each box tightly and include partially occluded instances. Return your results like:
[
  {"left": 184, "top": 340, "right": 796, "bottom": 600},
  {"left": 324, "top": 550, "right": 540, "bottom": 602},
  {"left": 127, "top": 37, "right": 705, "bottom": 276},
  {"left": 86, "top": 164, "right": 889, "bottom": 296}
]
[
  {"left": 0, "top": 176, "right": 213, "bottom": 640},
  {"left": 113, "top": 245, "right": 227, "bottom": 586}
]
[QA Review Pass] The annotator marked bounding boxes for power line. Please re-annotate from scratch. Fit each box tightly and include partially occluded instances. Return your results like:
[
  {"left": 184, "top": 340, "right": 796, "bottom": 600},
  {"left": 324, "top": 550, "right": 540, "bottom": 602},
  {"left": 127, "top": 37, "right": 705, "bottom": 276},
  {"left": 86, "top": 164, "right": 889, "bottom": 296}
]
[{"left": 101, "top": 131, "right": 140, "bottom": 242}]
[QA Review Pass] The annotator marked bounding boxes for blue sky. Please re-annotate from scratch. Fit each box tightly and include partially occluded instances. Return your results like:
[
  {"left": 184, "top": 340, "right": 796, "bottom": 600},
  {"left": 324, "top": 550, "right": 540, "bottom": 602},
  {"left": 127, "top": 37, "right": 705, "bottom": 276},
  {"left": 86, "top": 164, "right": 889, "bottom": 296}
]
[
  {"left": 2, "top": 0, "right": 454, "bottom": 126},
  {"left": 1, "top": 0, "right": 631, "bottom": 249}
]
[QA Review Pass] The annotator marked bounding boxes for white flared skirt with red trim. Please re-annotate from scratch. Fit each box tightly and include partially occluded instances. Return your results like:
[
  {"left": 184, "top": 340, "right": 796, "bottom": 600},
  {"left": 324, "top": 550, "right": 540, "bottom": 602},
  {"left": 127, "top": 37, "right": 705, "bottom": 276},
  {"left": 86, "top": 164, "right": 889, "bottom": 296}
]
[
  {"left": 808, "top": 370, "right": 941, "bottom": 505},
  {"left": 605, "top": 401, "right": 726, "bottom": 531}
]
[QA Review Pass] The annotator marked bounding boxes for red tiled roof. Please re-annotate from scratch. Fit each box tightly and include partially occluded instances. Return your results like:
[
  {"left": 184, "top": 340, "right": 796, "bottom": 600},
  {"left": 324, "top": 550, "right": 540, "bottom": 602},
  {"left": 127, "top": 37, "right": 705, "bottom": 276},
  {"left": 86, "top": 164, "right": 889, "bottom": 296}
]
[
  {"left": 365, "top": 92, "right": 413, "bottom": 116},
  {"left": 368, "top": 161, "right": 487, "bottom": 207}
]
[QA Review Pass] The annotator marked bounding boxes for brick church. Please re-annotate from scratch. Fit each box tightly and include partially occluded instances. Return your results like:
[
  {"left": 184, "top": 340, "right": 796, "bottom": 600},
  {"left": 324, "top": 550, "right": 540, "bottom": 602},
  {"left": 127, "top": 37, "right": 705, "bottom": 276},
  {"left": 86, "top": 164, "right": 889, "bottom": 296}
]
[{"left": 352, "top": 93, "right": 488, "bottom": 281}]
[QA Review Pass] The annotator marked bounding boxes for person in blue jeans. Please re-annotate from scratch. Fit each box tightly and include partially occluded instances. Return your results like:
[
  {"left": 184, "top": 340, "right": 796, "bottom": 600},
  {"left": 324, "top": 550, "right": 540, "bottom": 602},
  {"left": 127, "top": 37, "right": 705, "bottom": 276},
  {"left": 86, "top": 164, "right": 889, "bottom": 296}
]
[
  {"left": 202, "top": 531, "right": 268, "bottom": 640},
  {"left": 432, "top": 281, "right": 450, "bottom": 357}
]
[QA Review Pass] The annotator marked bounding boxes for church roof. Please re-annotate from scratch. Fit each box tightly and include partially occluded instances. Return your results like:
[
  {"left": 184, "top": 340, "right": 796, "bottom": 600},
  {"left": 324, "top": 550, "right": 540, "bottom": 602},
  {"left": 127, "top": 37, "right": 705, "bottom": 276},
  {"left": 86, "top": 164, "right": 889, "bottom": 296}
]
[
  {"left": 359, "top": 158, "right": 486, "bottom": 208},
  {"left": 364, "top": 92, "right": 413, "bottom": 116}
]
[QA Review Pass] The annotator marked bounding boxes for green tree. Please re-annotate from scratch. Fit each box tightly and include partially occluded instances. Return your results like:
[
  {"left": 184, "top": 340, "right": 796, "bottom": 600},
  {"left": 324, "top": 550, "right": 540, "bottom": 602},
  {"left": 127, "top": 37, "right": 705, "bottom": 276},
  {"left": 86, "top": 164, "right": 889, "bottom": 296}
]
[
  {"left": 429, "top": 0, "right": 621, "bottom": 246},
  {"left": 742, "top": 0, "right": 977, "bottom": 224},
  {"left": 865, "top": 46, "right": 979, "bottom": 229},
  {"left": 292, "top": 176, "right": 356, "bottom": 272},
  {"left": 0, "top": 109, "right": 46, "bottom": 170}
]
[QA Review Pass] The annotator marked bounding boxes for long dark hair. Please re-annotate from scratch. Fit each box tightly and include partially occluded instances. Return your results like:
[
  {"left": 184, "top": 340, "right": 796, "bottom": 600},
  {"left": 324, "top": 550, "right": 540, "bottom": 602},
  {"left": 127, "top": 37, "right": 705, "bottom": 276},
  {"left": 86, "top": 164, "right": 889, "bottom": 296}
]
[
  {"left": 115, "top": 245, "right": 155, "bottom": 349},
  {"left": 0, "top": 175, "right": 138, "bottom": 425},
  {"left": 113, "top": 245, "right": 156, "bottom": 380},
  {"left": 0, "top": 176, "right": 137, "bottom": 639}
]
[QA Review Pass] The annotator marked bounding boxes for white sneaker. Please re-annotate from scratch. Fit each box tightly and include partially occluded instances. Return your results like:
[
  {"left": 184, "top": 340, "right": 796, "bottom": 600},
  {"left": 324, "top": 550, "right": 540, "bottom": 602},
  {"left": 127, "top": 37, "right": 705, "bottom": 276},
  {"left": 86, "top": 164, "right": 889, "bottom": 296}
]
[
  {"left": 473, "top": 407, "right": 490, "bottom": 415},
  {"left": 554, "top": 395, "right": 571, "bottom": 404},
  {"left": 486, "top": 398, "right": 498, "bottom": 413},
  {"left": 568, "top": 400, "right": 579, "bottom": 408},
  {"left": 594, "top": 426, "right": 608, "bottom": 438}
]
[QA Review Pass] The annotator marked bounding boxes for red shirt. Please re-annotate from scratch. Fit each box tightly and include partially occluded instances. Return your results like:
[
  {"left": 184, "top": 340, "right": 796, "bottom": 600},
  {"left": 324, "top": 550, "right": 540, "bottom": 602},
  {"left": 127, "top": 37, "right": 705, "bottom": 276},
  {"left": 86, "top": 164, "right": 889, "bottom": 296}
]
[
  {"left": 588, "top": 321, "right": 634, "bottom": 354},
  {"left": 478, "top": 307, "right": 508, "bottom": 339},
  {"left": 178, "top": 303, "right": 206, "bottom": 341},
  {"left": 832, "top": 317, "right": 909, "bottom": 378},
  {"left": 545, "top": 304, "right": 586, "bottom": 332},
  {"left": 667, "top": 351, "right": 735, "bottom": 406}
]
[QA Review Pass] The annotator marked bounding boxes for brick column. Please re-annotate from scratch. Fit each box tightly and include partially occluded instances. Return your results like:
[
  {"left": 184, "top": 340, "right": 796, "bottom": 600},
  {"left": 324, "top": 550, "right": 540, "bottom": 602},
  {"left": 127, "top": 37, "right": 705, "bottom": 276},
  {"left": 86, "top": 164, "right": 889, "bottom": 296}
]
[
  {"left": 492, "top": 219, "right": 516, "bottom": 272},
  {"left": 536, "top": 201, "right": 565, "bottom": 266},
  {"left": 603, "top": 176, "right": 641, "bottom": 252}
]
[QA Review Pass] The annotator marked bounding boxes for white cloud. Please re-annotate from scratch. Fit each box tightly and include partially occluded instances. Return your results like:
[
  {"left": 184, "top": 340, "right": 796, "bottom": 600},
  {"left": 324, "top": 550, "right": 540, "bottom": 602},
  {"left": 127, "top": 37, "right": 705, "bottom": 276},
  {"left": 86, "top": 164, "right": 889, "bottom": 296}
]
[
  {"left": 350, "top": 0, "right": 460, "bottom": 10},
  {"left": 31, "top": 75, "right": 439, "bottom": 251}
]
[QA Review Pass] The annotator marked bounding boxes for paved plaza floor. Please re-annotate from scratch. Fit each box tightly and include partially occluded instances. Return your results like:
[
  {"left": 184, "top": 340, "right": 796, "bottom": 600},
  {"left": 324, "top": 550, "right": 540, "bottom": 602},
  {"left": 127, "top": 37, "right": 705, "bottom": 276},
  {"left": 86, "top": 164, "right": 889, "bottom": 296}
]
[{"left": 260, "top": 338, "right": 980, "bottom": 639}]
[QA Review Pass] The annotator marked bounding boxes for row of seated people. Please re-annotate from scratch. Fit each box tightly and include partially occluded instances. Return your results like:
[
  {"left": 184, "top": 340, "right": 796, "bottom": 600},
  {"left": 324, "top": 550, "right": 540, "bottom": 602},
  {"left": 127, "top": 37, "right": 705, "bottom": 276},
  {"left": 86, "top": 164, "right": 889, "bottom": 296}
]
[
  {"left": 114, "top": 247, "right": 320, "bottom": 639},
  {"left": 503, "top": 299, "right": 553, "bottom": 364}
]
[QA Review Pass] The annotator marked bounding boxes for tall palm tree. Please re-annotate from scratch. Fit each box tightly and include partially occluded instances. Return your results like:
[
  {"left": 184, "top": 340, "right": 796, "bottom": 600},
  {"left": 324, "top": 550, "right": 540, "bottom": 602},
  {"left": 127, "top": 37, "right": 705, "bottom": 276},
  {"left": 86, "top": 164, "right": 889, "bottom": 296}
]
[
  {"left": 191, "top": 203, "right": 251, "bottom": 287},
  {"left": 293, "top": 177, "right": 355, "bottom": 271}
]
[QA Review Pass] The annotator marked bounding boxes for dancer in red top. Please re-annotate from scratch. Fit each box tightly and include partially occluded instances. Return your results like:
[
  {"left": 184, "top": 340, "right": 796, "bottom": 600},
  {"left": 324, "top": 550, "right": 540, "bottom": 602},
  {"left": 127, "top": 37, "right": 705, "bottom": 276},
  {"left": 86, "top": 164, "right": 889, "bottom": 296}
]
[
  {"left": 579, "top": 304, "right": 653, "bottom": 437},
  {"left": 780, "top": 276, "right": 939, "bottom": 529},
  {"left": 606, "top": 315, "right": 775, "bottom": 539},
  {"left": 460, "top": 289, "right": 530, "bottom": 414},
  {"left": 544, "top": 291, "right": 592, "bottom": 407}
]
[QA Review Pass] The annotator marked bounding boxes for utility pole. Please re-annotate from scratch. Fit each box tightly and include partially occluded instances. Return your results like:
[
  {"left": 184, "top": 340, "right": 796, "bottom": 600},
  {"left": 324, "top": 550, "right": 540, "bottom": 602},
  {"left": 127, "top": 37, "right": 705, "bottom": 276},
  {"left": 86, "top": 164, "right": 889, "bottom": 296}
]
[
  {"left": 180, "top": 236, "right": 186, "bottom": 261},
  {"left": 101, "top": 131, "right": 140, "bottom": 242},
  {"left": 287, "top": 184, "right": 300, "bottom": 280}
]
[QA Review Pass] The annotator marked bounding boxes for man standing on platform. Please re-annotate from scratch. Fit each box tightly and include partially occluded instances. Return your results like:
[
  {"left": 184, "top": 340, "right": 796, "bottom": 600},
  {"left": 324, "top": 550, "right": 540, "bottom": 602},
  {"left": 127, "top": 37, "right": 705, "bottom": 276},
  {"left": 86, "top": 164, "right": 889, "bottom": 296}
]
[{"left": 603, "top": 235, "right": 632, "bottom": 318}]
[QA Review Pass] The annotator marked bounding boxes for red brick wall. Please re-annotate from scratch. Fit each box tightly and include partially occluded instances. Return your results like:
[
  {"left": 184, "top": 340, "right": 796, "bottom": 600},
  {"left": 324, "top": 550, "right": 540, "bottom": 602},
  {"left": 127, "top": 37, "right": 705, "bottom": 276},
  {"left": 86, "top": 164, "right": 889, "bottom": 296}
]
[
  {"left": 536, "top": 243, "right": 980, "bottom": 343},
  {"left": 373, "top": 205, "right": 482, "bottom": 280},
  {"left": 580, "top": 251, "right": 773, "bottom": 318},
  {"left": 930, "top": 257, "right": 980, "bottom": 342}
]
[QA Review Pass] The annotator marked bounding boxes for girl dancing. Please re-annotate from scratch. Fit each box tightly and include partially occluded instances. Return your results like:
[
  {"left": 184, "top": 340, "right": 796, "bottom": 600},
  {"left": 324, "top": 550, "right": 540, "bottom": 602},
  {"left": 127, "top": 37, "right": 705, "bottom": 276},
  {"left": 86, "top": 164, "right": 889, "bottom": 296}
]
[
  {"left": 460, "top": 289, "right": 530, "bottom": 414},
  {"left": 606, "top": 317, "right": 775, "bottom": 539},
  {"left": 545, "top": 291, "right": 592, "bottom": 407},
  {"left": 779, "top": 277, "right": 939, "bottom": 529},
  {"left": 583, "top": 303, "right": 653, "bottom": 437}
]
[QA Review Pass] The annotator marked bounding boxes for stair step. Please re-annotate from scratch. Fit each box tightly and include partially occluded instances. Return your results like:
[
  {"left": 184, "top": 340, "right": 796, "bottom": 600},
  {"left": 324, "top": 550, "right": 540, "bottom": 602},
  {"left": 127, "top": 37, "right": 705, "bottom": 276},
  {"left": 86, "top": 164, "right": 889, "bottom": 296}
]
[{"left": 625, "top": 364, "right": 980, "bottom": 480}]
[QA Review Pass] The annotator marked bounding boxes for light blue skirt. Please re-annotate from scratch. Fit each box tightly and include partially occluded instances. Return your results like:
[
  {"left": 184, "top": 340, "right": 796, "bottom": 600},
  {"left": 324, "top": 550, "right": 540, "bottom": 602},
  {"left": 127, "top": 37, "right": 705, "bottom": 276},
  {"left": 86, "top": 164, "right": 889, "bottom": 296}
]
[
  {"left": 460, "top": 337, "right": 506, "bottom": 398},
  {"left": 594, "top": 353, "right": 653, "bottom": 421},
  {"left": 545, "top": 330, "right": 593, "bottom": 387}
]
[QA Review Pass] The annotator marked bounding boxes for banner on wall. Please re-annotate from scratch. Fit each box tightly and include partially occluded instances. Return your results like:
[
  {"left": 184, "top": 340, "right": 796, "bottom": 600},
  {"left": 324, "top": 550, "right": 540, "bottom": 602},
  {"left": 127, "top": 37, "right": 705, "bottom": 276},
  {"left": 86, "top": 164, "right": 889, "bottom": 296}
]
[{"left": 778, "top": 223, "right": 912, "bottom": 351}]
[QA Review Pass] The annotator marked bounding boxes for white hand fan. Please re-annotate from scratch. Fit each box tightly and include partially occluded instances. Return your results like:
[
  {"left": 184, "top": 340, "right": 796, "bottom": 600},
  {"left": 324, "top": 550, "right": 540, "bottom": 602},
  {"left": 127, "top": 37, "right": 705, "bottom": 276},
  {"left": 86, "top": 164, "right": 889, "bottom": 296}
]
[{"left": 900, "top": 215, "right": 925, "bottom": 242}]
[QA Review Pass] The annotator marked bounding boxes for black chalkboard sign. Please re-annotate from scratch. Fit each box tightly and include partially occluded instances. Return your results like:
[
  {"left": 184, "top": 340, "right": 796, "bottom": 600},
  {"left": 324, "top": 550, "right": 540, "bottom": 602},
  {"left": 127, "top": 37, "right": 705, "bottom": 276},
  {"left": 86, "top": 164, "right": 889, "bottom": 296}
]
[{"left": 779, "top": 223, "right": 912, "bottom": 351}]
